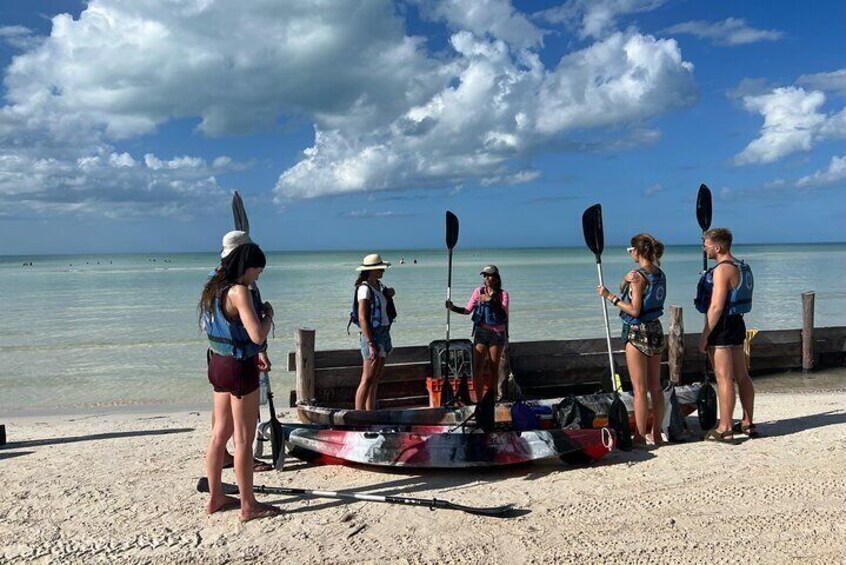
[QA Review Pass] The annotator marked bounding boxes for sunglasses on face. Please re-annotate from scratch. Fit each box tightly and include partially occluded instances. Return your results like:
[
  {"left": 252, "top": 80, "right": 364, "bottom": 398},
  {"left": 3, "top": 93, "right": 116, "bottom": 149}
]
[{"left": 626, "top": 247, "right": 635, "bottom": 253}]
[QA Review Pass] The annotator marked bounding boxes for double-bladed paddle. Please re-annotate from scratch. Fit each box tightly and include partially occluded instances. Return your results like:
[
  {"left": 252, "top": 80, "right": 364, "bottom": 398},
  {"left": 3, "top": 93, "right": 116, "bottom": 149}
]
[
  {"left": 196, "top": 477, "right": 515, "bottom": 517},
  {"left": 582, "top": 204, "right": 631, "bottom": 450}
]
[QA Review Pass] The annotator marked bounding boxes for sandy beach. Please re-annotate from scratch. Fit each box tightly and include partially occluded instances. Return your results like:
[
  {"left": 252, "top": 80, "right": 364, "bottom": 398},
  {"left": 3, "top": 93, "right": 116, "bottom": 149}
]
[{"left": 1, "top": 372, "right": 844, "bottom": 565}]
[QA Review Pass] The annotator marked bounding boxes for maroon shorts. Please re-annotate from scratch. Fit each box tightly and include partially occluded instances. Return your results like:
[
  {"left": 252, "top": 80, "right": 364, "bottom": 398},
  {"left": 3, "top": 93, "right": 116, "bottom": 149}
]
[{"left": 207, "top": 351, "right": 260, "bottom": 398}]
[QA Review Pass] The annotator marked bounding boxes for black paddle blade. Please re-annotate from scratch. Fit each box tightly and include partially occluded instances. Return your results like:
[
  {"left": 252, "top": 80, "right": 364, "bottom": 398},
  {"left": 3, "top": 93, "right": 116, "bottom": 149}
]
[
  {"left": 473, "top": 389, "right": 497, "bottom": 433},
  {"left": 581, "top": 204, "right": 604, "bottom": 260},
  {"left": 696, "top": 184, "right": 712, "bottom": 232},
  {"left": 197, "top": 477, "right": 240, "bottom": 496},
  {"left": 457, "top": 374, "right": 473, "bottom": 406},
  {"left": 607, "top": 394, "right": 632, "bottom": 451},
  {"left": 267, "top": 391, "right": 285, "bottom": 470},
  {"left": 696, "top": 381, "right": 718, "bottom": 432},
  {"left": 446, "top": 211, "right": 459, "bottom": 249},
  {"left": 232, "top": 190, "right": 249, "bottom": 233}
]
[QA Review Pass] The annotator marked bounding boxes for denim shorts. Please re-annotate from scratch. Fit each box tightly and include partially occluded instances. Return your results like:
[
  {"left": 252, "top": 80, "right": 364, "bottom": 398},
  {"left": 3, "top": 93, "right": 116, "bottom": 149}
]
[
  {"left": 473, "top": 326, "right": 506, "bottom": 347},
  {"left": 360, "top": 326, "right": 393, "bottom": 359}
]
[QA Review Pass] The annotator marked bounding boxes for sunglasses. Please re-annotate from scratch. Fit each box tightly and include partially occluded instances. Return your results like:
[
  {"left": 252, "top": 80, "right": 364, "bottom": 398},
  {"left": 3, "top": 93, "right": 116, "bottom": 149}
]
[{"left": 626, "top": 247, "right": 635, "bottom": 253}]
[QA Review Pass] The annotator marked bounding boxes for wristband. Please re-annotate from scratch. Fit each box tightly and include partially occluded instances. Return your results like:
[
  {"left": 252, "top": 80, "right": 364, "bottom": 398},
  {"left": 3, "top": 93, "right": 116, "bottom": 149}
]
[{"left": 611, "top": 297, "right": 620, "bottom": 306}]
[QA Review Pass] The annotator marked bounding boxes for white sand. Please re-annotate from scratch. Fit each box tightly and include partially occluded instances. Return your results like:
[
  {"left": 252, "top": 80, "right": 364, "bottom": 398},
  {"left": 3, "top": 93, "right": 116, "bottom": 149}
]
[{"left": 1, "top": 388, "right": 844, "bottom": 564}]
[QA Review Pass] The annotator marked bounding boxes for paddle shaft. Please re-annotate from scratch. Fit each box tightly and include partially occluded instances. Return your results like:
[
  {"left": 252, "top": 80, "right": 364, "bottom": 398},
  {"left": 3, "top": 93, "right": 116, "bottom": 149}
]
[
  {"left": 595, "top": 261, "right": 618, "bottom": 388},
  {"left": 197, "top": 478, "right": 513, "bottom": 517}
]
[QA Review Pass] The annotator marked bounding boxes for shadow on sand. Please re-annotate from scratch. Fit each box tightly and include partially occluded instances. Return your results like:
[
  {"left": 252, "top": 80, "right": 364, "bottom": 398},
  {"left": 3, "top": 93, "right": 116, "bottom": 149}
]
[{"left": 4, "top": 427, "right": 194, "bottom": 450}]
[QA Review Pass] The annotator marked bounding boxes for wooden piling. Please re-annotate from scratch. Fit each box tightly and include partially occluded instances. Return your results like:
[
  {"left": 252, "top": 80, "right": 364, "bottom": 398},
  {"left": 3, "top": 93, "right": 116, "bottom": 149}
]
[
  {"left": 802, "top": 292, "right": 815, "bottom": 373},
  {"left": 667, "top": 305, "right": 685, "bottom": 384},
  {"left": 295, "top": 328, "right": 316, "bottom": 404}
]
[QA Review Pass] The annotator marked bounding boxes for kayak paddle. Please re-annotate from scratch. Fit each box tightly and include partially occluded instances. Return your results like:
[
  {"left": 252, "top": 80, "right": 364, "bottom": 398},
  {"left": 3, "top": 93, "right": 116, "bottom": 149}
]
[
  {"left": 696, "top": 184, "right": 712, "bottom": 272},
  {"left": 441, "top": 211, "right": 463, "bottom": 405},
  {"left": 582, "top": 204, "right": 631, "bottom": 450},
  {"left": 196, "top": 477, "right": 515, "bottom": 517},
  {"left": 232, "top": 190, "right": 249, "bottom": 233}
]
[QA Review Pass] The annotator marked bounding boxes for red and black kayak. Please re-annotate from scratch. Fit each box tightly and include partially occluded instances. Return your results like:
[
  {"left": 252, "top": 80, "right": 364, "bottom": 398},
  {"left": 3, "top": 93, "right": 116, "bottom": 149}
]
[
  {"left": 283, "top": 424, "right": 615, "bottom": 469},
  {"left": 296, "top": 383, "right": 703, "bottom": 430}
]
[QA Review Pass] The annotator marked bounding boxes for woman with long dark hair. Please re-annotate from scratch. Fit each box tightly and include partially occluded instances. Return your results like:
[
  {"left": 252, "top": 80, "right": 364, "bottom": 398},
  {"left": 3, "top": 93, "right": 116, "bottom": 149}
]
[
  {"left": 446, "top": 265, "right": 509, "bottom": 402},
  {"left": 199, "top": 243, "right": 280, "bottom": 522},
  {"left": 597, "top": 234, "right": 667, "bottom": 446}
]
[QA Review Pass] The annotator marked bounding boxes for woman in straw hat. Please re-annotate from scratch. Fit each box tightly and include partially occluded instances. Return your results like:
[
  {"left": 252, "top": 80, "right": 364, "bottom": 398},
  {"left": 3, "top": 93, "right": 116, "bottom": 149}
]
[
  {"left": 199, "top": 243, "right": 280, "bottom": 521},
  {"left": 446, "top": 264, "right": 509, "bottom": 402},
  {"left": 350, "top": 253, "right": 397, "bottom": 410}
]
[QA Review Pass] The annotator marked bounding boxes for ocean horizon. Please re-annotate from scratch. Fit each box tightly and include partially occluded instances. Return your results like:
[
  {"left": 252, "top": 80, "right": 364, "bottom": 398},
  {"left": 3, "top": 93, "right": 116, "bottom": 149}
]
[{"left": 2, "top": 242, "right": 844, "bottom": 414}]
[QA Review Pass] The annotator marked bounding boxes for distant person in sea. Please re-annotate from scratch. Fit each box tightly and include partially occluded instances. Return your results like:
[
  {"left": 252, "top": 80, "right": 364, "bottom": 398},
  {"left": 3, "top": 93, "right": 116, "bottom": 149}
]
[
  {"left": 696, "top": 227, "right": 758, "bottom": 442},
  {"left": 349, "top": 254, "right": 397, "bottom": 410},
  {"left": 598, "top": 234, "right": 667, "bottom": 446},
  {"left": 214, "top": 231, "right": 274, "bottom": 473},
  {"left": 199, "top": 242, "right": 280, "bottom": 522},
  {"left": 446, "top": 265, "right": 509, "bottom": 402}
]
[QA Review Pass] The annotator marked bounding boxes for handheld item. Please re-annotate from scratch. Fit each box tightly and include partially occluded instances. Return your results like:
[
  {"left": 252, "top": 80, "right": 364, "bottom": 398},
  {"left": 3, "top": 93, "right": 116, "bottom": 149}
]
[
  {"left": 232, "top": 190, "right": 250, "bottom": 233},
  {"left": 196, "top": 477, "right": 515, "bottom": 517}
]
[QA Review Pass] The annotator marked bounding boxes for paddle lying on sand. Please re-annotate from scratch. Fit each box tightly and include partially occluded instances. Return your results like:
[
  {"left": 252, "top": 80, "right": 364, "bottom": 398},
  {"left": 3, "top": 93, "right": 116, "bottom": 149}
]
[
  {"left": 196, "top": 477, "right": 515, "bottom": 517},
  {"left": 441, "top": 211, "right": 465, "bottom": 405},
  {"left": 582, "top": 204, "right": 631, "bottom": 450}
]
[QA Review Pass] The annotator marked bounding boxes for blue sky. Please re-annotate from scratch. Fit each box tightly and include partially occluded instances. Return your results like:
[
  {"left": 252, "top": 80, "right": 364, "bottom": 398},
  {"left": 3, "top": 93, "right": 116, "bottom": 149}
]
[{"left": 0, "top": 0, "right": 843, "bottom": 254}]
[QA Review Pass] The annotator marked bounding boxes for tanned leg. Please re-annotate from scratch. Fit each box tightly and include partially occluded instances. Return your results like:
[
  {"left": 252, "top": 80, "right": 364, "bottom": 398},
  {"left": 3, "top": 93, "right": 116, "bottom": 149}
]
[
  {"left": 710, "top": 347, "right": 736, "bottom": 435},
  {"left": 625, "top": 343, "right": 649, "bottom": 440}
]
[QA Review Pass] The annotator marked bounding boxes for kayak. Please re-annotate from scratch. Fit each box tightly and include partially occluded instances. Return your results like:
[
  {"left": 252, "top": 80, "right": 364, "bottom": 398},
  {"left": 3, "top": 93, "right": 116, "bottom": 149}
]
[
  {"left": 283, "top": 424, "right": 615, "bottom": 468},
  {"left": 296, "top": 383, "right": 703, "bottom": 429}
]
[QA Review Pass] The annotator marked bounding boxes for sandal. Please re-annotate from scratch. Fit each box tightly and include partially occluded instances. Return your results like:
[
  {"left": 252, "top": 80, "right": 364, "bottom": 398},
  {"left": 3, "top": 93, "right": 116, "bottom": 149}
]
[
  {"left": 732, "top": 422, "right": 761, "bottom": 438},
  {"left": 703, "top": 428, "right": 736, "bottom": 444}
]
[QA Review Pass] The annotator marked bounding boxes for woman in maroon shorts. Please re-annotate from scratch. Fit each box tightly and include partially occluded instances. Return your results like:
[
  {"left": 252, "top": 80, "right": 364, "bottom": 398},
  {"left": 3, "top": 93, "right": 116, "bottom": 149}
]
[{"left": 199, "top": 243, "right": 280, "bottom": 522}]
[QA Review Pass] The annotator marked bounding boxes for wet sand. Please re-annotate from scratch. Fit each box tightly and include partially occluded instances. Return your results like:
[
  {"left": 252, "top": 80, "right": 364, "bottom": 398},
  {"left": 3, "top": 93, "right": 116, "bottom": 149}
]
[{"left": 1, "top": 369, "right": 844, "bottom": 564}]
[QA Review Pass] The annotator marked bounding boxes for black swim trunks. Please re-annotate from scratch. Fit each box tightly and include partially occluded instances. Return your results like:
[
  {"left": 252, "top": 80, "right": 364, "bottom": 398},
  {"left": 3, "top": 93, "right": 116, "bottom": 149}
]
[
  {"left": 707, "top": 314, "right": 746, "bottom": 347},
  {"left": 207, "top": 351, "right": 260, "bottom": 398}
]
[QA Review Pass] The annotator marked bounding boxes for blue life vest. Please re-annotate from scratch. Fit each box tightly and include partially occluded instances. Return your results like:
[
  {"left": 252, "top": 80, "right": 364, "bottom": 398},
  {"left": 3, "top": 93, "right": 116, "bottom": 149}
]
[
  {"left": 348, "top": 282, "right": 397, "bottom": 333},
  {"left": 620, "top": 267, "right": 666, "bottom": 324},
  {"left": 695, "top": 260, "right": 753, "bottom": 315},
  {"left": 470, "top": 286, "right": 508, "bottom": 328},
  {"left": 204, "top": 286, "right": 262, "bottom": 359}
]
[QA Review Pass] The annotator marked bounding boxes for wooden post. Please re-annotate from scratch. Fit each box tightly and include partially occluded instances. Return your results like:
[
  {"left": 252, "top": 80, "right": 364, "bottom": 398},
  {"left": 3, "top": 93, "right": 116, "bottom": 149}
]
[
  {"left": 295, "top": 328, "right": 316, "bottom": 404},
  {"left": 802, "top": 292, "right": 815, "bottom": 373},
  {"left": 667, "top": 305, "right": 685, "bottom": 384}
]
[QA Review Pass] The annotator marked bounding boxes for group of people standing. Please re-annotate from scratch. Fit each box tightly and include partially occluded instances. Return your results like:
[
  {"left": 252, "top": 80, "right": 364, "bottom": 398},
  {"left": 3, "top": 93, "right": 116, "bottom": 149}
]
[{"left": 197, "top": 226, "right": 758, "bottom": 521}]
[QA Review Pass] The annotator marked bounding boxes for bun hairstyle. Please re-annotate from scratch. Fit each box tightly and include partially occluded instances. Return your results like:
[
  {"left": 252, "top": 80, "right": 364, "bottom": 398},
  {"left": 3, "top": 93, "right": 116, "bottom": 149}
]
[{"left": 631, "top": 233, "right": 664, "bottom": 265}]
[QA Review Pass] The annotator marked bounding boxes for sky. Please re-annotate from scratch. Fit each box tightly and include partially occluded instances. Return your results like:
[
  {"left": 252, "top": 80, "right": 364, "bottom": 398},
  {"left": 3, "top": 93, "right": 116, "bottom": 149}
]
[{"left": 0, "top": 0, "right": 843, "bottom": 255}]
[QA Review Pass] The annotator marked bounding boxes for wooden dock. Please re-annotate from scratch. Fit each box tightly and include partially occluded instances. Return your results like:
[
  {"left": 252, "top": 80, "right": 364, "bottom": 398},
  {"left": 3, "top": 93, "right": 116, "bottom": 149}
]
[{"left": 288, "top": 292, "right": 846, "bottom": 408}]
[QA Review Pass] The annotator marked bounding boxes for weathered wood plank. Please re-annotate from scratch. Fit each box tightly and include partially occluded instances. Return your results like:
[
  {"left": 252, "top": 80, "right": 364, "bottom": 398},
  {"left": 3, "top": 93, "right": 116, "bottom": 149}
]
[
  {"left": 315, "top": 362, "right": 430, "bottom": 388},
  {"left": 315, "top": 380, "right": 428, "bottom": 406},
  {"left": 294, "top": 328, "right": 315, "bottom": 404},
  {"left": 288, "top": 345, "right": 430, "bottom": 371}
]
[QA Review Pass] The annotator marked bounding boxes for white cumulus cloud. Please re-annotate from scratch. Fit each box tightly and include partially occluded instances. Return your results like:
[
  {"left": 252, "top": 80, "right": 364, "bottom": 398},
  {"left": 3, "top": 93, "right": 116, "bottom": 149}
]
[
  {"left": 796, "top": 155, "right": 846, "bottom": 188},
  {"left": 537, "top": 0, "right": 668, "bottom": 40},
  {"left": 734, "top": 87, "right": 845, "bottom": 165}
]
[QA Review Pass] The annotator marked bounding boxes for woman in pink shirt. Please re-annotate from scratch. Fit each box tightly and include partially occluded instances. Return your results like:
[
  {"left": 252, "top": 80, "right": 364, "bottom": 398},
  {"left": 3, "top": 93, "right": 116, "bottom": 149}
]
[{"left": 446, "top": 265, "right": 509, "bottom": 402}]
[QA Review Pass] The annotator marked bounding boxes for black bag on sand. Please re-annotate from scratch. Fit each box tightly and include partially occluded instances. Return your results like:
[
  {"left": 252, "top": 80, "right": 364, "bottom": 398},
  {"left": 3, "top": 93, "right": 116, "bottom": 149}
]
[
  {"left": 608, "top": 394, "right": 632, "bottom": 451},
  {"left": 696, "top": 382, "right": 718, "bottom": 432},
  {"left": 554, "top": 396, "right": 596, "bottom": 430},
  {"left": 665, "top": 384, "right": 688, "bottom": 442}
]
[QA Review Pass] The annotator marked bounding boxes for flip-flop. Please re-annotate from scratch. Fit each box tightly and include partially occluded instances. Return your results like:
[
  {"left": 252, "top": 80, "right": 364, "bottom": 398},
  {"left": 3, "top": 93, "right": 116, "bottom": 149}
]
[
  {"left": 732, "top": 422, "right": 761, "bottom": 438},
  {"left": 703, "top": 428, "right": 736, "bottom": 444}
]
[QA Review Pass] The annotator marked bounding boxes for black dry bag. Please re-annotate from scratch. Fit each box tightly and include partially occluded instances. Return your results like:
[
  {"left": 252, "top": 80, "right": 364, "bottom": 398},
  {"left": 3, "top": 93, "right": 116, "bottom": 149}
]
[
  {"left": 607, "top": 394, "right": 632, "bottom": 451},
  {"left": 665, "top": 385, "right": 687, "bottom": 443},
  {"left": 555, "top": 396, "right": 596, "bottom": 430},
  {"left": 696, "top": 382, "right": 718, "bottom": 432}
]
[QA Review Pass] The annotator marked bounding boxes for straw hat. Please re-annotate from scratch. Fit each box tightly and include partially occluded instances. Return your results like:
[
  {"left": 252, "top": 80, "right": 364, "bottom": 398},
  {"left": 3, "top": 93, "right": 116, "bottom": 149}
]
[
  {"left": 221, "top": 230, "right": 253, "bottom": 258},
  {"left": 480, "top": 264, "right": 500, "bottom": 276},
  {"left": 356, "top": 253, "right": 392, "bottom": 271}
]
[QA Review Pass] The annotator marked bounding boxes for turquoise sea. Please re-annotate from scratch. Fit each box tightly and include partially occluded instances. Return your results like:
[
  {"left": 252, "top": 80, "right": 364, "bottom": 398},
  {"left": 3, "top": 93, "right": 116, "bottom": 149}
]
[{"left": 1, "top": 243, "right": 844, "bottom": 414}]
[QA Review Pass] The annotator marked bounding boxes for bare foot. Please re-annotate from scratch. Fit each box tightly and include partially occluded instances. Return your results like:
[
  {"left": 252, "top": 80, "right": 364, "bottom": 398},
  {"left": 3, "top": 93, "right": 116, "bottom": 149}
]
[
  {"left": 239, "top": 502, "right": 282, "bottom": 523},
  {"left": 206, "top": 495, "right": 240, "bottom": 514}
]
